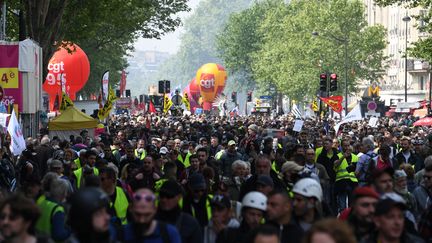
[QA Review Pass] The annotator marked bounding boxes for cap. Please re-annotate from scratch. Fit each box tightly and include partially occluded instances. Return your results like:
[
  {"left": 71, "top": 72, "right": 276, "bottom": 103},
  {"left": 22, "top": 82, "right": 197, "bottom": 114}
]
[
  {"left": 257, "top": 175, "right": 274, "bottom": 187},
  {"left": 159, "top": 147, "right": 169, "bottom": 155},
  {"left": 352, "top": 186, "right": 380, "bottom": 200},
  {"left": 210, "top": 194, "right": 231, "bottom": 209},
  {"left": 159, "top": 180, "right": 183, "bottom": 197},
  {"left": 228, "top": 140, "right": 236, "bottom": 146},
  {"left": 375, "top": 192, "right": 407, "bottom": 216},
  {"left": 281, "top": 161, "right": 304, "bottom": 174},
  {"left": 189, "top": 173, "right": 207, "bottom": 190},
  {"left": 394, "top": 170, "right": 407, "bottom": 180},
  {"left": 248, "top": 124, "right": 258, "bottom": 132}
]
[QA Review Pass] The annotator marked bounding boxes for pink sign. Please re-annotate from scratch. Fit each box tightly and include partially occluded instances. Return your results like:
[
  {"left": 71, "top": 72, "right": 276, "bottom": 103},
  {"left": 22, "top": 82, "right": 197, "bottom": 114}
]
[{"left": 0, "top": 45, "right": 22, "bottom": 112}]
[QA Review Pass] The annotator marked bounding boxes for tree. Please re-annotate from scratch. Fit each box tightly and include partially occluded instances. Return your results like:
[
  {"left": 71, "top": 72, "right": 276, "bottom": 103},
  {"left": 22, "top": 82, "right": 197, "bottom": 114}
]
[
  {"left": 5, "top": 0, "right": 189, "bottom": 95},
  {"left": 250, "top": 0, "right": 387, "bottom": 101},
  {"left": 151, "top": 0, "right": 253, "bottom": 88},
  {"left": 216, "top": 0, "right": 282, "bottom": 91}
]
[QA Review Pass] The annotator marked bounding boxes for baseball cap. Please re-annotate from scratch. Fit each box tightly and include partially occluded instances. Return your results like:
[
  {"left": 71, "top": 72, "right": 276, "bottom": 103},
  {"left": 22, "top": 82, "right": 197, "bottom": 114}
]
[
  {"left": 257, "top": 175, "right": 274, "bottom": 187},
  {"left": 394, "top": 170, "right": 407, "bottom": 180},
  {"left": 159, "top": 180, "right": 183, "bottom": 198},
  {"left": 352, "top": 186, "right": 380, "bottom": 200},
  {"left": 228, "top": 140, "right": 236, "bottom": 146},
  {"left": 281, "top": 161, "right": 304, "bottom": 174},
  {"left": 189, "top": 173, "right": 207, "bottom": 191},
  {"left": 375, "top": 192, "right": 407, "bottom": 216},
  {"left": 210, "top": 194, "right": 231, "bottom": 209},
  {"left": 159, "top": 147, "right": 169, "bottom": 155}
]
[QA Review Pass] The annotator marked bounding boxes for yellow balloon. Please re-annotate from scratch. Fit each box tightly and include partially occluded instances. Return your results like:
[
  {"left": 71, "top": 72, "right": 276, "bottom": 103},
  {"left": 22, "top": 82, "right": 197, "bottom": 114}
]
[{"left": 195, "top": 63, "right": 227, "bottom": 102}]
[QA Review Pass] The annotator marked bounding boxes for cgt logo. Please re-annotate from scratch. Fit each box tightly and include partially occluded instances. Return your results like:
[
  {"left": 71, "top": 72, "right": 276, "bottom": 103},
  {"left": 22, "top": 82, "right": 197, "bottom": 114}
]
[{"left": 200, "top": 73, "right": 215, "bottom": 91}]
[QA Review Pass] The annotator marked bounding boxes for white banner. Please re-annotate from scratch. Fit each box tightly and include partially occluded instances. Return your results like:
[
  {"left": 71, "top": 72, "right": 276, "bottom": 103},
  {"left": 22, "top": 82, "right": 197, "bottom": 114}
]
[
  {"left": 334, "top": 104, "right": 363, "bottom": 133},
  {"left": 7, "top": 109, "right": 26, "bottom": 156},
  {"left": 102, "top": 71, "right": 109, "bottom": 103}
]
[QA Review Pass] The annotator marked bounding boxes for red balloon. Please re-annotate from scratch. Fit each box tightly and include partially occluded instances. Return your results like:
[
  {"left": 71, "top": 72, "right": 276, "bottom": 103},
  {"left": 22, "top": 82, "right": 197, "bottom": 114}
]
[
  {"left": 43, "top": 43, "right": 90, "bottom": 99},
  {"left": 188, "top": 78, "right": 201, "bottom": 102}
]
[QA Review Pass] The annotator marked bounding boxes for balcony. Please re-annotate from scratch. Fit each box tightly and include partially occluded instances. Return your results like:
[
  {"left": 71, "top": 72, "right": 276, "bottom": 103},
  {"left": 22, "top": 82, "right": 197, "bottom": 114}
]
[{"left": 407, "top": 59, "right": 430, "bottom": 73}]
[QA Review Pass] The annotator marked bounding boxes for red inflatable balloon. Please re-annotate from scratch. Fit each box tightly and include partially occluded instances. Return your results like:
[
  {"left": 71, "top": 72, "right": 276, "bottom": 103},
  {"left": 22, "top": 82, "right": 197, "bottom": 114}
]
[
  {"left": 43, "top": 43, "right": 90, "bottom": 99},
  {"left": 188, "top": 78, "right": 201, "bottom": 102}
]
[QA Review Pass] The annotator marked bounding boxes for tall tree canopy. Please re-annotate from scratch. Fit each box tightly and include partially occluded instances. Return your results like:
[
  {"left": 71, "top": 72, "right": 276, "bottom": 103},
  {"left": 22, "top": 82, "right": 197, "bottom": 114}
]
[
  {"left": 217, "top": 0, "right": 387, "bottom": 101},
  {"left": 4, "top": 0, "right": 189, "bottom": 95}
]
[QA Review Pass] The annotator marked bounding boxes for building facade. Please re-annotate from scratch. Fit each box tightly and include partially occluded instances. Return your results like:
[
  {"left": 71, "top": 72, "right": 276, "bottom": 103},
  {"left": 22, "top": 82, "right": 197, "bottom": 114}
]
[{"left": 363, "top": 0, "right": 429, "bottom": 105}]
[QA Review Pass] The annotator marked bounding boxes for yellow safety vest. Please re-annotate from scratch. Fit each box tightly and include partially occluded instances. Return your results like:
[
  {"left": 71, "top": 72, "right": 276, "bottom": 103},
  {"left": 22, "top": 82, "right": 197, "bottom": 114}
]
[
  {"left": 111, "top": 187, "right": 129, "bottom": 225},
  {"left": 73, "top": 167, "right": 99, "bottom": 189},
  {"left": 178, "top": 153, "right": 192, "bottom": 168},
  {"left": 315, "top": 147, "right": 335, "bottom": 162},
  {"left": 215, "top": 150, "right": 225, "bottom": 160},
  {"left": 335, "top": 153, "right": 359, "bottom": 183},
  {"left": 73, "top": 158, "right": 81, "bottom": 169},
  {"left": 179, "top": 195, "right": 213, "bottom": 221},
  {"left": 134, "top": 149, "right": 146, "bottom": 160},
  {"left": 35, "top": 195, "right": 64, "bottom": 237}
]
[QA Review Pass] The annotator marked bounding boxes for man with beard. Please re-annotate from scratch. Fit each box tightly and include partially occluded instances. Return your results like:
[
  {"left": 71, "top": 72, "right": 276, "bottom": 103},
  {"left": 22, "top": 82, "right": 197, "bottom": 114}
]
[
  {"left": 393, "top": 137, "right": 422, "bottom": 171},
  {"left": 156, "top": 179, "right": 203, "bottom": 243},
  {"left": 122, "top": 188, "right": 181, "bottom": 243},
  {"left": 339, "top": 186, "right": 380, "bottom": 241},
  {"left": 218, "top": 140, "right": 242, "bottom": 178}
]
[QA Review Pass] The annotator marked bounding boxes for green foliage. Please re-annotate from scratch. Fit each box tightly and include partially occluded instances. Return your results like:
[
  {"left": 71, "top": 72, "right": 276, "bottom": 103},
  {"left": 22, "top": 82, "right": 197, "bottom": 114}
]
[
  {"left": 220, "top": 0, "right": 387, "bottom": 101},
  {"left": 5, "top": 0, "right": 189, "bottom": 96},
  {"left": 152, "top": 0, "right": 253, "bottom": 87}
]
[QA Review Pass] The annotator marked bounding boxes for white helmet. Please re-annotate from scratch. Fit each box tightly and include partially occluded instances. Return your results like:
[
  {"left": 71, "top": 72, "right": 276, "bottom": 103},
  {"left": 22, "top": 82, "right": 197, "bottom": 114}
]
[
  {"left": 242, "top": 191, "right": 267, "bottom": 211},
  {"left": 292, "top": 178, "right": 323, "bottom": 202}
]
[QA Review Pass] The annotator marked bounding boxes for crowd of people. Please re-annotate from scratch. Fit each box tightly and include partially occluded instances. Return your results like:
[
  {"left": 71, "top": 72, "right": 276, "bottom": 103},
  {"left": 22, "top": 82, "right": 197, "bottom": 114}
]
[{"left": 0, "top": 112, "right": 430, "bottom": 243}]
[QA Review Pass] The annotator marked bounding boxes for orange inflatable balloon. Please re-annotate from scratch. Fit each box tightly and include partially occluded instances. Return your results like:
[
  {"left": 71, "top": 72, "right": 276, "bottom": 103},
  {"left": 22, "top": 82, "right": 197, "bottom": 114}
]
[
  {"left": 196, "top": 63, "right": 227, "bottom": 103},
  {"left": 43, "top": 43, "right": 90, "bottom": 99}
]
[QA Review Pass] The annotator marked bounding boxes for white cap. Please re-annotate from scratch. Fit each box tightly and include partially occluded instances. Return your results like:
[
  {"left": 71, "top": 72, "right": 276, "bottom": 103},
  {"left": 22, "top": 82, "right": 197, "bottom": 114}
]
[{"left": 242, "top": 191, "right": 267, "bottom": 211}]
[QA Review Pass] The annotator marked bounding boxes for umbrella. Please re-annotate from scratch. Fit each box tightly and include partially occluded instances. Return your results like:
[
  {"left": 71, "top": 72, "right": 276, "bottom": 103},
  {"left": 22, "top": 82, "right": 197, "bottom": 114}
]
[{"left": 413, "top": 116, "right": 432, "bottom": 126}]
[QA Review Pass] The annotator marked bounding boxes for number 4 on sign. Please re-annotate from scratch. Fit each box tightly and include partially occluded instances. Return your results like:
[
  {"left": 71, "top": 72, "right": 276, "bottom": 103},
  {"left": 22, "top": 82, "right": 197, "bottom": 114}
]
[{"left": 1, "top": 73, "right": 8, "bottom": 83}]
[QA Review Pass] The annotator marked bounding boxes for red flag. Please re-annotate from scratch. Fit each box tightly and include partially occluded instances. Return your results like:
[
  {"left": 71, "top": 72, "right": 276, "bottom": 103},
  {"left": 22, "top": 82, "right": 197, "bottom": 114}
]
[
  {"left": 319, "top": 96, "right": 343, "bottom": 113},
  {"left": 120, "top": 70, "right": 127, "bottom": 97},
  {"left": 149, "top": 100, "right": 156, "bottom": 113}
]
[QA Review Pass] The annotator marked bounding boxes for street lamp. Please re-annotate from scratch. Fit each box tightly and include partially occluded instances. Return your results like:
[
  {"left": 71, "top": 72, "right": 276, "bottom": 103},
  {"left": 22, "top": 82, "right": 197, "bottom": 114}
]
[
  {"left": 312, "top": 31, "right": 349, "bottom": 116},
  {"left": 403, "top": 15, "right": 411, "bottom": 102}
]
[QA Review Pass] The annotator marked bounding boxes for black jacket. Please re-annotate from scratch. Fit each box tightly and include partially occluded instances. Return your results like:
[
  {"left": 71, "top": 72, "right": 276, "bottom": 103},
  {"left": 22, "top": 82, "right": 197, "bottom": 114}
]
[
  {"left": 239, "top": 171, "right": 286, "bottom": 201},
  {"left": 157, "top": 206, "right": 203, "bottom": 243}
]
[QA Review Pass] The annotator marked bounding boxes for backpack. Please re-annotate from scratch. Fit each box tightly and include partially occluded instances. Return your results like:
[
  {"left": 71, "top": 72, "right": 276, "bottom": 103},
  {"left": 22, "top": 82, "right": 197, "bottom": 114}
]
[
  {"left": 362, "top": 153, "right": 378, "bottom": 184},
  {"left": 0, "top": 158, "right": 16, "bottom": 191}
]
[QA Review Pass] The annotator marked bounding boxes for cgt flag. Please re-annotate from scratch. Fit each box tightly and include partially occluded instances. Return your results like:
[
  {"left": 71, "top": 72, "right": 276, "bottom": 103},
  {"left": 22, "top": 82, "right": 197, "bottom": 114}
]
[
  {"left": 182, "top": 92, "right": 190, "bottom": 111},
  {"left": 163, "top": 93, "right": 173, "bottom": 113},
  {"left": 319, "top": 96, "right": 343, "bottom": 113},
  {"left": 98, "top": 86, "right": 117, "bottom": 120},
  {"left": 60, "top": 92, "right": 74, "bottom": 111},
  {"left": 7, "top": 108, "right": 26, "bottom": 156}
]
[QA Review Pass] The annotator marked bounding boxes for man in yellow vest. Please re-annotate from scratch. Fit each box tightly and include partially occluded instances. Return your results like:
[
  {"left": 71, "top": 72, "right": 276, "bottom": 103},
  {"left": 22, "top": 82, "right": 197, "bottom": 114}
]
[
  {"left": 178, "top": 141, "right": 192, "bottom": 168},
  {"left": 99, "top": 167, "right": 129, "bottom": 226},
  {"left": 73, "top": 149, "right": 87, "bottom": 170},
  {"left": 334, "top": 139, "right": 359, "bottom": 213},
  {"left": 72, "top": 150, "right": 99, "bottom": 190},
  {"left": 135, "top": 139, "right": 147, "bottom": 160},
  {"left": 182, "top": 173, "right": 213, "bottom": 227}
]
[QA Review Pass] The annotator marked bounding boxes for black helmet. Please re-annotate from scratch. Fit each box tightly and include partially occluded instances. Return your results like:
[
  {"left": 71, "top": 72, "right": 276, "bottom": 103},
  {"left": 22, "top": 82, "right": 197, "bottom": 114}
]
[{"left": 68, "top": 187, "right": 109, "bottom": 233}]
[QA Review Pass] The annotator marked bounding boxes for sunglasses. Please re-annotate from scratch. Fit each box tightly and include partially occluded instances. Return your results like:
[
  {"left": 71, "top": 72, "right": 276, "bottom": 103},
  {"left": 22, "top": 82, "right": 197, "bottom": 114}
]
[{"left": 133, "top": 193, "right": 156, "bottom": 203}]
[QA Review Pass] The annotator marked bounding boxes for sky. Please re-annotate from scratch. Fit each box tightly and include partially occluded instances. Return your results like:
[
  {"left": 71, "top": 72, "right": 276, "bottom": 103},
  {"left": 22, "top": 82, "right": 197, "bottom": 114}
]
[{"left": 133, "top": 0, "right": 201, "bottom": 54}]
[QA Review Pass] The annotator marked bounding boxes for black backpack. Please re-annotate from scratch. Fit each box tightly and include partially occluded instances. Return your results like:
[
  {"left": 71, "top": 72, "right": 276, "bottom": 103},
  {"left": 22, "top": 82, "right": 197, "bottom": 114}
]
[{"left": 0, "top": 158, "right": 16, "bottom": 191}]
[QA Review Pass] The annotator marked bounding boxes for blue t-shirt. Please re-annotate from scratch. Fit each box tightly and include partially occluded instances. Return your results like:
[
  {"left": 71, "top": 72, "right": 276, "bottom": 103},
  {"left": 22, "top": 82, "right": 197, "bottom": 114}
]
[{"left": 122, "top": 221, "right": 181, "bottom": 243}]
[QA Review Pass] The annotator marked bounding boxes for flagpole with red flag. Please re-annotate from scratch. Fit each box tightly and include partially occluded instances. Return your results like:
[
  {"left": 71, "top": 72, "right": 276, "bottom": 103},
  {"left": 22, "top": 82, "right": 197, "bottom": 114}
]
[{"left": 149, "top": 100, "right": 156, "bottom": 114}]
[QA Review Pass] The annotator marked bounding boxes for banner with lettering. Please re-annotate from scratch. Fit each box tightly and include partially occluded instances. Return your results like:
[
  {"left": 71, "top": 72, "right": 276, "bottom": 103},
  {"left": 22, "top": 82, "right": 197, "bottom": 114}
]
[{"left": 0, "top": 44, "right": 23, "bottom": 112}]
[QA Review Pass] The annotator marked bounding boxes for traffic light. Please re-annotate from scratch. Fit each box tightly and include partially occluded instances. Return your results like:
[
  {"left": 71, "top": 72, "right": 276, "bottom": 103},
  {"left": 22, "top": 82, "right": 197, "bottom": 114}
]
[
  {"left": 165, "top": 81, "right": 170, "bottom": 94},
  {"left": 329, "top": 73, "right": 337, "bottom": 92},
  {"left": 158, "top": 81, "right": 165, "bottom": 94},
  {"left": 231, "top": 92, "right": 237, "bottom": 103},
  {"left": 319, "top": 73, "right": 327, "bottom": 92},
  {"left": 247, "top": 91, "right": 252, "bottom": 102}
]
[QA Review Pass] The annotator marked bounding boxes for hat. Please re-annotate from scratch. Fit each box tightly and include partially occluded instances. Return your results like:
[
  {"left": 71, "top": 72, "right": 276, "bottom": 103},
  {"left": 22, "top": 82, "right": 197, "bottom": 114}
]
[
  {"left": 159, "top": 180, "right": 183, "bottom": 197},
  {"left": 248, "top": 124, "right": 258, "bottom": 132},
  {"left": 159, "top": 147, "right": 169, "bottom": 155},
  {"left": 375, "top": 192, "right": 407, "bottom": 216},
  {"left": 394, "top": 170, "right": 407, "bottom": 180},
  {"left": 281, "top": 161, "right": 304, "bottom": 174},
  {"left": 189, "top": 173, "right": 207, "bottom": 190},
  {"left": 228, "top": 140, "right": 236, "bottom": 146},
  {"left": 352, "top": 186, "right": 380, "bottom": 200},
  {"left": 257, "top": 175, "right": 274, "bottom": 187},
  {"left": 210, "top": 194, "right": 231, "bottom": 209}
]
